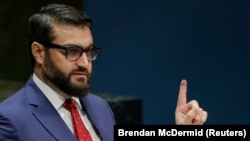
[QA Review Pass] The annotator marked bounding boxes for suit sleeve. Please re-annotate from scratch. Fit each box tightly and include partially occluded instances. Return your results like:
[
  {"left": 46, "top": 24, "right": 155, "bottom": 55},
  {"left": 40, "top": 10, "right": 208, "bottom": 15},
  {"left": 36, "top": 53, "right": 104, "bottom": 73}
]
[{"left": 0, "top": 111, "right": 18, "bottom": 141}]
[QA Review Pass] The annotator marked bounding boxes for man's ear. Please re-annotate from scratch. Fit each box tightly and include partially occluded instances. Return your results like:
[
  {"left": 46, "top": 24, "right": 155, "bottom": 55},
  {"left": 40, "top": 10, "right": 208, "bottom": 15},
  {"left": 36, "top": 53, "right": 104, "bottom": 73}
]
[{"left": 31, "top": 42, "right": 45, "bottom": 65}]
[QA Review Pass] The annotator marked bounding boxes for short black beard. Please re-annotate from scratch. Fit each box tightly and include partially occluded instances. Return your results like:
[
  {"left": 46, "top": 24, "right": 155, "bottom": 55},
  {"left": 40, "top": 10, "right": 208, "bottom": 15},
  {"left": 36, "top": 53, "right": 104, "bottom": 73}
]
[{"left": 42, "top": 50, "right": 91, "bottom": 98}]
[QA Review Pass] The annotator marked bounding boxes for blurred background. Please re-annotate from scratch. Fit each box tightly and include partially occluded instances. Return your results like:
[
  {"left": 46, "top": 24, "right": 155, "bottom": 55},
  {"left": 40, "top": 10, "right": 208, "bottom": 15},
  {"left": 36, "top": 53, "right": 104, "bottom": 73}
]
[{"left": 0, "top": 0, "right": 250, "bottom": 124}]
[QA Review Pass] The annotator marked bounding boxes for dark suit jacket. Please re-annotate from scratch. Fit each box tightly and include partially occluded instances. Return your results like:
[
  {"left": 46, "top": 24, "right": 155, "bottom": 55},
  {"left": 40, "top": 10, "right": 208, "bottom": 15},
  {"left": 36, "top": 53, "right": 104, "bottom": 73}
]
[{"left": 0, "top": 76, "right": 116, "bottom": 141}]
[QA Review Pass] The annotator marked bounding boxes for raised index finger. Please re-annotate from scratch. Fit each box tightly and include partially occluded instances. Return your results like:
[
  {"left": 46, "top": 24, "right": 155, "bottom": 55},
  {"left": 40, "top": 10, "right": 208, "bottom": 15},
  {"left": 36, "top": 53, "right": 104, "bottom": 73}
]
[{"left": 177, "top": 79, "right": 187, "bottom": 107}]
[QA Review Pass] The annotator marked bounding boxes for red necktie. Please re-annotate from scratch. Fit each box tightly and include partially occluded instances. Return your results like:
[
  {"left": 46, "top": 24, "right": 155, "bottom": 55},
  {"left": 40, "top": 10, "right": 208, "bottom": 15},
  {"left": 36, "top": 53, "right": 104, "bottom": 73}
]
[{"left": 63, "top": 99, "right": 92, "bottom": 141}]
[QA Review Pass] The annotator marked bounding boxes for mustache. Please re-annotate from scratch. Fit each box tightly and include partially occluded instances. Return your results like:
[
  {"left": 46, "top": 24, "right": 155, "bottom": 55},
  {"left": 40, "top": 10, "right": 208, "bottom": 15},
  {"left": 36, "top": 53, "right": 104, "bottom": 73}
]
[{"left": 70, "top": 67, "right": 90, "bottom": 76}]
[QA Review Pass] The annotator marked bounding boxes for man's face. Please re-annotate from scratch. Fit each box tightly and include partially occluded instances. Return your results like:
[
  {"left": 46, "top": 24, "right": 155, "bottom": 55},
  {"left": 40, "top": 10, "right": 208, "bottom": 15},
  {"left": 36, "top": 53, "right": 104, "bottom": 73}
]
[{"left": 42, "top": 24, "right": 93, "bottom": 97}]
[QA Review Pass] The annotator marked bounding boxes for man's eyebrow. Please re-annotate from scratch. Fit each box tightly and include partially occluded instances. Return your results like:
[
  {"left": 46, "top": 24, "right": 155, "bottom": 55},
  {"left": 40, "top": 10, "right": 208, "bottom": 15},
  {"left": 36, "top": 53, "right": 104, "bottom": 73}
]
[{"left": 62, "top": 43, "right": 94, "bottom": 48}]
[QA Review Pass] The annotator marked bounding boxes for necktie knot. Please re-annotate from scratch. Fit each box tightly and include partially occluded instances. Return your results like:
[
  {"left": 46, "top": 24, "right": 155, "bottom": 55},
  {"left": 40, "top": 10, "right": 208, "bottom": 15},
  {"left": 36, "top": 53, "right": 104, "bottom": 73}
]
[{"left": 63, "top": 99, "right": 76, "bottom": 111}]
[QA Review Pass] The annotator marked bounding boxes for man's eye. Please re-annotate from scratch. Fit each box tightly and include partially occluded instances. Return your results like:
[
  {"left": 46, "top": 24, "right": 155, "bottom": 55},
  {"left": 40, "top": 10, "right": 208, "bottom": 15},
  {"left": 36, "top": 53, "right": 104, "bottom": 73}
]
[{"left": 67, "top": 47, "right": 79, "bottom": 54}]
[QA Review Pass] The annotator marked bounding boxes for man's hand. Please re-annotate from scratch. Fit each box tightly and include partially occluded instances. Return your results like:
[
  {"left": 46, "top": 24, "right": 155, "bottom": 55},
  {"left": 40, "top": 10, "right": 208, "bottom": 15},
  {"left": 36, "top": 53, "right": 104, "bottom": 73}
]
[{"left": 175, "top": 79, "right": 208, "bottom": 125}]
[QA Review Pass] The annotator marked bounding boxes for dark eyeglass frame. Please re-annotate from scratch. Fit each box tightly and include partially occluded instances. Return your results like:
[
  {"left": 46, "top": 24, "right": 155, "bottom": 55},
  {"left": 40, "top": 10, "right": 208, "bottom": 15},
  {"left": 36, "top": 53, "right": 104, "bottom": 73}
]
[{"left": 40, "top": 42, "right": 101, "bottom": 61}]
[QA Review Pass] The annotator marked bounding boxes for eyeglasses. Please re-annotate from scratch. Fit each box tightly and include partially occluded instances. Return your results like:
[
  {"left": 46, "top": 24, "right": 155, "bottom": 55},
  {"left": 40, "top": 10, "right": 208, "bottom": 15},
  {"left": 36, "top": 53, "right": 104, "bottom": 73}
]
[{"left": 41, "top": 42, "right": 101, "bottom": 61}]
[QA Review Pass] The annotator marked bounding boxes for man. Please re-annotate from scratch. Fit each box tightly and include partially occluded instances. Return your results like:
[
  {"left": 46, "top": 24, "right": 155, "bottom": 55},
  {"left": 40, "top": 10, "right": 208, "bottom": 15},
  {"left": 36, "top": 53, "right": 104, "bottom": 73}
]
[{"left": 0, "top": 3, "right": 207, "bottom": 141}]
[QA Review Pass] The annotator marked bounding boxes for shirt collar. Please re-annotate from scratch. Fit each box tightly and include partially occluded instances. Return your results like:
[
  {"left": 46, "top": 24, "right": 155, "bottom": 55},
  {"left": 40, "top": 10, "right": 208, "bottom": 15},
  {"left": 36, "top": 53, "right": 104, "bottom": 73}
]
[{"left": 32, "top": 73, "right": 82, "bottom": 110}]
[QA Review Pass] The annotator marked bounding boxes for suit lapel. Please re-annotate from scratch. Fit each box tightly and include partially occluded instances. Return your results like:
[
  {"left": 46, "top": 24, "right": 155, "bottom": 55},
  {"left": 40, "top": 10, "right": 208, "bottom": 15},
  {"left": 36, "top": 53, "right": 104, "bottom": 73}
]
[
  {"left": 26, "top": 77, "right": 77, "bottom": 141},
  {"left": 32, "top": 101, "right": 77, "bottom": 141},
  {"left": 81, "top": 96, "right": 106, "bottom": 140}
]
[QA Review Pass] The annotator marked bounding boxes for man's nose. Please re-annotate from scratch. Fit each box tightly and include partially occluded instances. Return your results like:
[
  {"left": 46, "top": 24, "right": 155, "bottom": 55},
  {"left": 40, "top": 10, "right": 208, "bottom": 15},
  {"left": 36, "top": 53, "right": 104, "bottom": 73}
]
[{"left": 76, "top": 52, "right": 90, "bottom": 66}]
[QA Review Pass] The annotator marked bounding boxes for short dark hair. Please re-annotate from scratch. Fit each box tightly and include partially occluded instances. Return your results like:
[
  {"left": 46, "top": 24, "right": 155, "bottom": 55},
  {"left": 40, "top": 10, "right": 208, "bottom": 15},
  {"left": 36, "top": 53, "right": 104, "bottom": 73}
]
[{"left": 27, "top": 3, "right": 93, "bottom": 67}]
